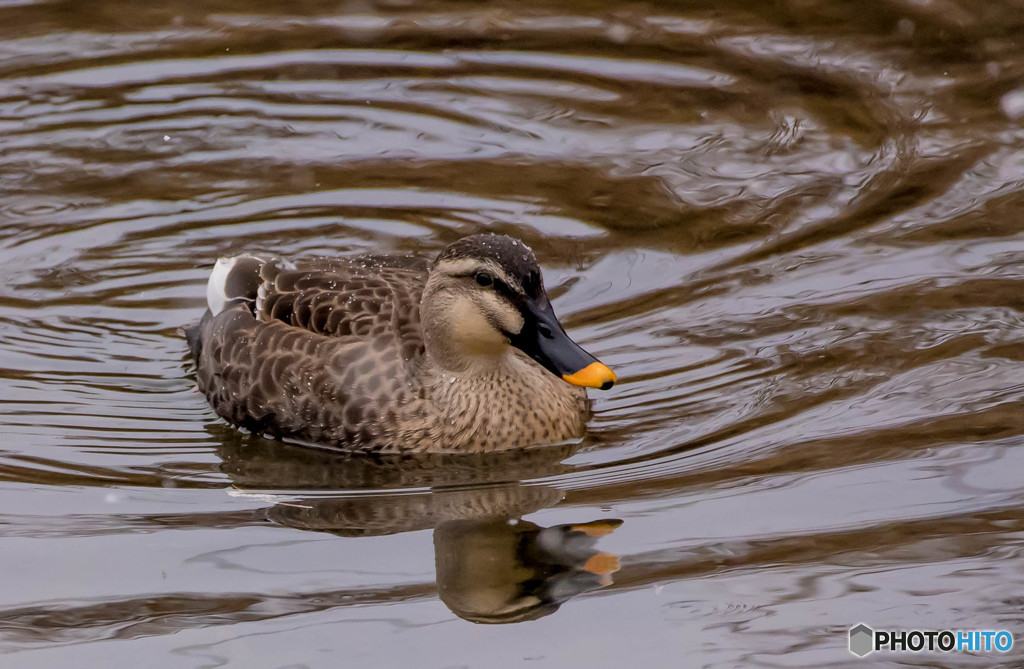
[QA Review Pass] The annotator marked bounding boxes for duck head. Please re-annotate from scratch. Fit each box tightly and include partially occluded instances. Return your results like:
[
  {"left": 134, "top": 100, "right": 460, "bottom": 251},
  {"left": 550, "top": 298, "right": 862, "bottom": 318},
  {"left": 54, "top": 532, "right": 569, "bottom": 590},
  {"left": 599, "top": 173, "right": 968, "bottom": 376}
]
[{"left": 421, "top": 234, "right": 616, "bottom": 389}]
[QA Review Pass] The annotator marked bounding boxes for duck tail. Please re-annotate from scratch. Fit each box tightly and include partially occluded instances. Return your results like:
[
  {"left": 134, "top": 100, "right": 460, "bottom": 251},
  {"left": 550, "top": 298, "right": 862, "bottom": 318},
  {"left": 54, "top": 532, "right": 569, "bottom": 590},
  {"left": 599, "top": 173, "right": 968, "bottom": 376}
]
[{"left": 206, "top": 255, "right": 266, "bottom": 316}]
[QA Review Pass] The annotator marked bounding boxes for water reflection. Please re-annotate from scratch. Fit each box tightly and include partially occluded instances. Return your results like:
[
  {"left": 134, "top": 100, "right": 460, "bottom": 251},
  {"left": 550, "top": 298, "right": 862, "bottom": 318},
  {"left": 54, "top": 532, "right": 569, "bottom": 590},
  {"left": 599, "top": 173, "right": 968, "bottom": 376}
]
[
  {"left": 434, "top": 517, "right": 622, "bottom": 624},
  {"left": 218, "top": 432, "right": 623, "bottom": 623},
  {"left": 210, "top": 425, "right": 578, "bottom": 490}
]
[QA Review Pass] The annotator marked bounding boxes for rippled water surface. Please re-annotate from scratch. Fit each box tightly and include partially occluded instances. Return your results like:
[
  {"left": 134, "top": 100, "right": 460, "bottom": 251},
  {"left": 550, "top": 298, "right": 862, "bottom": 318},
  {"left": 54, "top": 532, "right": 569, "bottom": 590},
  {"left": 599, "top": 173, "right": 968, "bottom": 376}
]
[{"left": 3, "top": 0, "right": 1024, "bottom": 666}]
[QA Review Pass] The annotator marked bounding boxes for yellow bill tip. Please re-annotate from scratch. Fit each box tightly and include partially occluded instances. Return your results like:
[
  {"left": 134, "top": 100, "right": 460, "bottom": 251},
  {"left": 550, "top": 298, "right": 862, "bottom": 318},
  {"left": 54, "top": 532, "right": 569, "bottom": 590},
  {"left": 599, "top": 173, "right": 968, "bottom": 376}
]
[
  {"left": 570, "top": 519, "right": 624, "bottom": 537},
  {"left": 562, "top": 362, "right": 616, "bottom": 390},
  {"left": 582, "top": 552, "right": 621, "bottom": 584}
]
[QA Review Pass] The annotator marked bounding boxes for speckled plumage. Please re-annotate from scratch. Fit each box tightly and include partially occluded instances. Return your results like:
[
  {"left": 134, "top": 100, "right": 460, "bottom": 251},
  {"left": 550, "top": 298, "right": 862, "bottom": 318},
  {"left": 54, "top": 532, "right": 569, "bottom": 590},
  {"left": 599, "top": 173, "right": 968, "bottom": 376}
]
[{"left": 186, "top": 236, "right": 593, "bottom": 453}]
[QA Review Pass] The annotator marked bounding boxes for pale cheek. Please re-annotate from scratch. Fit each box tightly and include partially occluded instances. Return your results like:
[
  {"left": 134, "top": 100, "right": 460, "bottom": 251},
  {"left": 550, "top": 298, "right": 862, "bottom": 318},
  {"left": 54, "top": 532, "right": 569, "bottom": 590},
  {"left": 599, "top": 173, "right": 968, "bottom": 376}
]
[
  {"left": 449, "top": 297, "right": 507, "bottom": 352},
  {"left": 478, "top": 293, "right": 524, "bottom": 338},
  {"left": 497, "top": 311, "right": 524, "bottom": 338}
]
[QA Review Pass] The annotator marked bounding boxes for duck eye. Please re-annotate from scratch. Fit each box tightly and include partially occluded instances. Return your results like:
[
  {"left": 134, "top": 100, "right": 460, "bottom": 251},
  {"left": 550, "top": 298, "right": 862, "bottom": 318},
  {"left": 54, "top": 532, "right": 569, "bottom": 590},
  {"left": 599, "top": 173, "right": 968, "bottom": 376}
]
[{"left": 474, "top": 272, "right": 494, "bottom": 288}]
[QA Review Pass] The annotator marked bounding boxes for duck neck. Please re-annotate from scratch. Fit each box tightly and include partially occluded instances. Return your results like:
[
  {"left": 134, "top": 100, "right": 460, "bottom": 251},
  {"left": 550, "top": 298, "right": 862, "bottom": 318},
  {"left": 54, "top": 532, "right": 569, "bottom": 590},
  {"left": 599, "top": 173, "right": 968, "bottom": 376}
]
[{"left": 424, "top": 350, "right": 587, "bottom": 452}]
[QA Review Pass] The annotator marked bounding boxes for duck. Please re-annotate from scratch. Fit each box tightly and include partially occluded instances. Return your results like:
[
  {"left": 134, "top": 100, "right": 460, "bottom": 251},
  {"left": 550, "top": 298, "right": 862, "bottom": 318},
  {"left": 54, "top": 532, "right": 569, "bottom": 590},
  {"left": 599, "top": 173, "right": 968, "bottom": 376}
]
[{"left": 185, "top": 234, "right": 616, "bottom": 453}]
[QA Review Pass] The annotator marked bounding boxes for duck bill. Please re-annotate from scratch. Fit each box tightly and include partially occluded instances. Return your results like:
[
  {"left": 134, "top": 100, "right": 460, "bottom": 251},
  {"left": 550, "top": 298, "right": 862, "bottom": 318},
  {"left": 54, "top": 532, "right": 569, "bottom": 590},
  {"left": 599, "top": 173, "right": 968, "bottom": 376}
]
[{"left": 509, "top": 298, "right": 616, "bottom": 390}]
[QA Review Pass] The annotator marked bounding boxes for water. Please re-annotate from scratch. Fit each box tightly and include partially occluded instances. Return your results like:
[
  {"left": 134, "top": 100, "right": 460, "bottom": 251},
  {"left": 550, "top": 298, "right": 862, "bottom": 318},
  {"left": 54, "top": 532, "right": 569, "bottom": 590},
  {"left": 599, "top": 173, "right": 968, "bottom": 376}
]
[{"left": 2, "top": 0, "right": 1024, "bottom": 666}]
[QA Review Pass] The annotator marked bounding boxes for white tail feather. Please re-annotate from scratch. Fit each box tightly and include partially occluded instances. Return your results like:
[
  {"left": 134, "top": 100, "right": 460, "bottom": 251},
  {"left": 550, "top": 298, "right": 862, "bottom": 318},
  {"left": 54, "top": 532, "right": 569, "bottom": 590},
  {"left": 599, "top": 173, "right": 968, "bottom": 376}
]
[
  {"left": 207, "top": 254, "right": 283, "bottom": 316},
  {"left": 206, "top": 257, "right": 239, "bottom": 316}
]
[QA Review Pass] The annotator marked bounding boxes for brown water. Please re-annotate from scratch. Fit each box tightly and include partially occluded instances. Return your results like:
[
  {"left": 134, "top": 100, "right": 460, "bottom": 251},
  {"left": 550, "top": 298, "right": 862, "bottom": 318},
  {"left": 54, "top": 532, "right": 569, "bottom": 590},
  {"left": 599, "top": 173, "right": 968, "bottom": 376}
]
[{"left": 3, "top": 0, "right": 1024, "bottom": 666}]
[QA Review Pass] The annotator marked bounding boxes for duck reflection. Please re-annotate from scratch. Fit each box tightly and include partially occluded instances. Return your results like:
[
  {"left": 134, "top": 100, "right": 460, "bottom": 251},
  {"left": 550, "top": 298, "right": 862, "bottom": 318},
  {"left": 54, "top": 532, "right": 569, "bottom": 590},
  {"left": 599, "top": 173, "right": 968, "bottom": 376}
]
[
  {"left": 434, "top": 517, "right": 622, "bottom": 624},
  {"left": 210, "top": 428, "right": 623, "bottom": 623}
]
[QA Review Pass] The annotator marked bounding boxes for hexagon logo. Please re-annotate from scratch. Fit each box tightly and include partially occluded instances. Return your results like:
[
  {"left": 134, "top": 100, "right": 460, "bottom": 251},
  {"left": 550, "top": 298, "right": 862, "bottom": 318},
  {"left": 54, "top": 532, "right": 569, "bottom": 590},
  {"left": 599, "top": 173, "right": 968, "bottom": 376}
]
[{"left": 849, "top": 623, "right": 874, "bottom": 657}]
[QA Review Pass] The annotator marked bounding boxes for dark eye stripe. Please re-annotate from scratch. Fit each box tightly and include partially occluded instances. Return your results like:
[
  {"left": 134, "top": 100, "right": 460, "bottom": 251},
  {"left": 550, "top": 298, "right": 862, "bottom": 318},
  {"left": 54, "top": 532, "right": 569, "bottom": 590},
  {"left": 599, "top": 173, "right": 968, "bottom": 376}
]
[
  {"left": 492, "top": 277, "right": 525, "bottom": 307},
  {"left": 455, "top": 271, "right": 525, "bottom": 306}
]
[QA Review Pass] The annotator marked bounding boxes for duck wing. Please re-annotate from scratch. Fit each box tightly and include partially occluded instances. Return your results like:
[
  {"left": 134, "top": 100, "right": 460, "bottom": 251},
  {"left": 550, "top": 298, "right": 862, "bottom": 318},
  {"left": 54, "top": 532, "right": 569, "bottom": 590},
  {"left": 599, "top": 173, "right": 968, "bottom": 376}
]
[
  {"left": 254, "top": 255, "right": 428, "bottom": 361},
  {"left": 187, "top": 253, "right": 431, "bottom": 450}
]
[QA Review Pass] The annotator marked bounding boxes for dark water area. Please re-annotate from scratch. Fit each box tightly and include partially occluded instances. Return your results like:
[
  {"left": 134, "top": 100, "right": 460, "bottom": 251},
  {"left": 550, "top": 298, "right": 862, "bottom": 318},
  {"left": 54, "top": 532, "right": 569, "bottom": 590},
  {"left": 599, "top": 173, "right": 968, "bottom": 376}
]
[{"left": 2, "top": 0, "right": 1024, "bottom": 666}]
